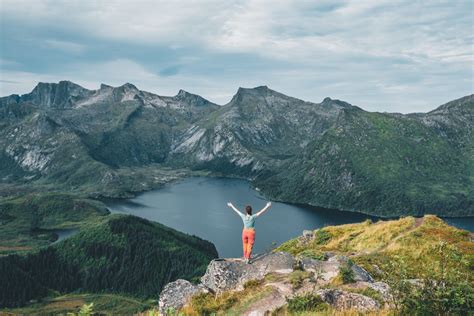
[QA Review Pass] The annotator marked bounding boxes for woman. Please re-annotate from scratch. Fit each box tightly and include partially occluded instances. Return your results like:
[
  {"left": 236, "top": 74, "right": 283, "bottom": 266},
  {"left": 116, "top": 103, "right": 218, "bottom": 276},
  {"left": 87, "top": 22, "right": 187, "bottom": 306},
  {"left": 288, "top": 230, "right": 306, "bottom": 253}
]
[{"left": 227, "top": 201, "right": 272, "bottom": 263}]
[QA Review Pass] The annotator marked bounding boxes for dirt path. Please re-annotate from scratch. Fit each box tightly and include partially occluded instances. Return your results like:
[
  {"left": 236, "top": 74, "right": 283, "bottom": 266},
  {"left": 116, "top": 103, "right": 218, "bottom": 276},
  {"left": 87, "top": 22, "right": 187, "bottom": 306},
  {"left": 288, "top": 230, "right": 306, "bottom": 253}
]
[{"left": 372, "top": 217, "right": 424, "bottom": 254}]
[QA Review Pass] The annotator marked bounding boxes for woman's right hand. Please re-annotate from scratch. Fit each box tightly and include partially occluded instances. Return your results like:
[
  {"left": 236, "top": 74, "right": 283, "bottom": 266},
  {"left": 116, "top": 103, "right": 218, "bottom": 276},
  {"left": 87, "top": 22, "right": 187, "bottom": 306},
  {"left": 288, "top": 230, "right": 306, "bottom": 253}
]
[{"left": 227, "top": 202, "right": 232, "bottom": 207}]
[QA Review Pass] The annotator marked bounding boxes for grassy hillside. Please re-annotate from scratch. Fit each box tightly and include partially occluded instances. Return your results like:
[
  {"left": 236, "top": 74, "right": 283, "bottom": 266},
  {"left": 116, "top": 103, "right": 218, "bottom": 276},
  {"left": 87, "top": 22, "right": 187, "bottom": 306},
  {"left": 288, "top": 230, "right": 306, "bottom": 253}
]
[
  {"left": 276, "top": 215, "right": 473, "bottom": 280},
  {"left": 0, "top": 293, "right": 153, "bottom": 315},
  {"left": 0, "top": 214, "right": 218, "bottom": 308},
  {"left": 0, "top": 193, "right": 109, "bottom": 254}
]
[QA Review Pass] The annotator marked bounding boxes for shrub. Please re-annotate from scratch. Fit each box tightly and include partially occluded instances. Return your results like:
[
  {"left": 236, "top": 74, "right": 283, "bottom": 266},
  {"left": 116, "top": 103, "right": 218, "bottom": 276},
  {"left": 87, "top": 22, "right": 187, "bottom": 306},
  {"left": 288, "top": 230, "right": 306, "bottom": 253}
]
[
  {"left": 339, "top": 262, "right": 355, "bottom": 284},
  {"left": 314, "top": 229, "right": 332, "bottom": 245},
  {"left": 289, "top": 270, "right": 312, "bottom": 289},
  {"left": 299, "top": 249, "right": 327, "bottom": 261},
  {"left": 287, "top": 294, "right": 329, "bottom": 312},
  {"left": 80, "top": 303, "right": 94, "bottom": 316},
  {"left": 243, "top": 279, "right": 263, "bottom": 290}
]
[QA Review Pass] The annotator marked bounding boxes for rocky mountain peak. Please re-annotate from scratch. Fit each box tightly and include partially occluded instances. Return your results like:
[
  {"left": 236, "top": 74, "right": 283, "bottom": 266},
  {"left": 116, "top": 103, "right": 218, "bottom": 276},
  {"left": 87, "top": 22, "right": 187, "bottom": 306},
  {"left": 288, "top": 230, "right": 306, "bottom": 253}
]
[
  {"left": 25, "top": 80, "right": 90, "bottom": 108},
  {"left": 172, "top": 89, "right": 213, "bottom": 107},
  {"left": 428, "top": 94, "right": 474, "bottom": 114},
  {"left": 235, "top": 85, "right": 270, "bottom": 96},
  {"left": 119, "top": 82, "right": 138, "bottom": 90},
  {"left": 112, "top": 83, "right": 140, "bottom": 102},
  {"left": 229, "top": 85, "right": 278, "bottom": 106},
  {"left": 100, "top": 83, "right": 113, "bottom": 90},
  {"left": 321, "top": 96, "right": 353, "bottom": 109},
  {"left": 176, "top": 89, "right": 189, "bottom": 97}
]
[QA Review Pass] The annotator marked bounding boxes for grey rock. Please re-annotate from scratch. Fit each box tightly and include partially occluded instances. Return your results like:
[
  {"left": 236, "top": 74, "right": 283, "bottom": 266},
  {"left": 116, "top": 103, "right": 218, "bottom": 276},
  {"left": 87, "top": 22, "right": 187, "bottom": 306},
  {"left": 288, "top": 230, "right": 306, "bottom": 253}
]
[
  {"left": 201, "top": 252, "right": 295, "bottom": 293},
  {"left": 300, "top": 257, "right": 339, "bottom": 281},
  {"left": 302, "top": 230, "right": 313, "bottom": 238},
  {"left": 158, "top": 279, "right": 208, "bottom": 314},
  {"left": 367, "top": 281, "right": 392, "bottom": 301},
  {"left": 316, "top": 289, "right": 380, "bottom": 312},
  {"left": 330, "top": 255, "right": 374, "bottom": 282},
  {"left": 301, "top": 255, "right": 374, "bottom": 283}
]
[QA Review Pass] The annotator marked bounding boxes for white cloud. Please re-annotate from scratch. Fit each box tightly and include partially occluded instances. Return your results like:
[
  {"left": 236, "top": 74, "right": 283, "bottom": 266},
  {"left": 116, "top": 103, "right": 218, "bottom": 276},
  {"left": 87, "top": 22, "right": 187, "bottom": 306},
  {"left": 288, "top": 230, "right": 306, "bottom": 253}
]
[
  {"left": 0, "top": 59, "right": 236, "bottom": 104},
  {"left": 1, "top": 0, "right": 471, "bottom": 65},
  {"left": 0, "top": 0, "right": 472, "bottom": 112},
  {"left": 44, "top": 39, "right": 85, "bottom": 54}
]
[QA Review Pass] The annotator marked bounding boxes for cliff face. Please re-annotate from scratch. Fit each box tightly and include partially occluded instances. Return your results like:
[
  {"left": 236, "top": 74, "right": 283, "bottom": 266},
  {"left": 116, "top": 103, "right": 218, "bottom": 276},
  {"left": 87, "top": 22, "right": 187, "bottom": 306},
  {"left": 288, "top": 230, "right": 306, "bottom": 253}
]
[
  {"left": 158, "top": 215, "right": 473, "bottom": 315},
  {"left": 1, "top": 81, "right": 473, "bottom": 217}
]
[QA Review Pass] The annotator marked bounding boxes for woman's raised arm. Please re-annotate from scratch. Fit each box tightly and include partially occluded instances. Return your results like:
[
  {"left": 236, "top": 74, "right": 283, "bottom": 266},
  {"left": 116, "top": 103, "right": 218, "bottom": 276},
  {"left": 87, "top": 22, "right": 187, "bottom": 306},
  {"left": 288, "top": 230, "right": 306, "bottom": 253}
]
[
  {"left": 256, "top": 202, "right": 272, "bottom": 217},
  {"left": 227, "top": 202, "right": 244, "bottom": 217}
]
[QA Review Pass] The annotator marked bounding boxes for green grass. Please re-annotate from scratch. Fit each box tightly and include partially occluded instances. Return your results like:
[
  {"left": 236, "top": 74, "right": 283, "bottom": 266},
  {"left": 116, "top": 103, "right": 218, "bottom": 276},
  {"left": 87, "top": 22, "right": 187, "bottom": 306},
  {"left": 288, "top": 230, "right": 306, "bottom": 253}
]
[
  {"left": 287, "top": 293, "right": 330, "bottom": 313},
  {"left": 289, "top": 270, "right": 313, "bottom": 289},
  {"left": 275, "top": 215, "right": 473, "bottom": 281},
  {"left": 0, "top": 193, "right": 109, "bottom": 254},
  {"left": 185, "top": 279, "right": 274, "bottom": 315},
  {"left": 0, "top": 293, "right": 152, "bottom": 315}
]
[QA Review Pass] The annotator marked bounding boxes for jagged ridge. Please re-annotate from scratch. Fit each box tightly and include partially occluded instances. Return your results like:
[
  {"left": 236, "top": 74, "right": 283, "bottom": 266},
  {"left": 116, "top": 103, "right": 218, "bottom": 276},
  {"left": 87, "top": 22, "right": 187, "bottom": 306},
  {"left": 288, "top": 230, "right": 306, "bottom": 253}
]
[{"left": 0, "top": 81, "right": 473, "bottom": 217}]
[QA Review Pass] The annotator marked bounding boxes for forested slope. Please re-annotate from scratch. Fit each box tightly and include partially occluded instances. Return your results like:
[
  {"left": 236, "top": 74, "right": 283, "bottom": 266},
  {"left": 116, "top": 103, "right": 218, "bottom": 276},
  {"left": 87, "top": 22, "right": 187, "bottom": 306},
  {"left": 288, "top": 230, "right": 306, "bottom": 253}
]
[{"left": 0, "top": 215, "right": 218, "bottom": 307}]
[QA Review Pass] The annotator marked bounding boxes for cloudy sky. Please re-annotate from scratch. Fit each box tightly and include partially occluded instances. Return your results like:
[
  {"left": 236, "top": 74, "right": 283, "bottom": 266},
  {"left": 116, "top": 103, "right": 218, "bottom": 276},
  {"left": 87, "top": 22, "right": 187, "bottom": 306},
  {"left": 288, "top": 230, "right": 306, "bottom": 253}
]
[{"left": 0, "top": 0, "right": 472, "bottom": 113}]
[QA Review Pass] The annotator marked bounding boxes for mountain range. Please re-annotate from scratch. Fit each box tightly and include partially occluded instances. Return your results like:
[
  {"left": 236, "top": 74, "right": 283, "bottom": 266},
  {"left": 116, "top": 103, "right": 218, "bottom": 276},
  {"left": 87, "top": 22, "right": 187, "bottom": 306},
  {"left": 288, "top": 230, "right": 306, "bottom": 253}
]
[{"left": 1, "top": 81, "right": 473, "bottom": 217}]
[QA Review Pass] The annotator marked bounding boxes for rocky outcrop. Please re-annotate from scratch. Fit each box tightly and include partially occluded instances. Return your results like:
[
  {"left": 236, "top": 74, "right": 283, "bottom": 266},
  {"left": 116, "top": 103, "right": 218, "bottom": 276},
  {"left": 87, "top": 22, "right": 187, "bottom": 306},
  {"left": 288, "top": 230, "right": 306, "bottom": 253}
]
[
  {"left": 157, "top": 250, "right": 388, "bottom": 314},
  {"left": 201, "top": 252, "right": 295, "bottom": 293},
  {"left": 316, "top": 288, "right": 380, "bottom": 312},
  {"left": 300, "top": 257, "right": 340, "bottom": 281},
  {"left": 158, "top": 279, "right": 208, "bottom": 314}
]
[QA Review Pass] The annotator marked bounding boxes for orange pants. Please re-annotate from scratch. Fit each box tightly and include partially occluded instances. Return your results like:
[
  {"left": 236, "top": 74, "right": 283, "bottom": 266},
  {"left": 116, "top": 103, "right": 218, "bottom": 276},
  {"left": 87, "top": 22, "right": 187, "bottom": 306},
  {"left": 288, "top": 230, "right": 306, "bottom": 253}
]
[{"left": 242, "top": 228, "right": 255, "bottom": 259}]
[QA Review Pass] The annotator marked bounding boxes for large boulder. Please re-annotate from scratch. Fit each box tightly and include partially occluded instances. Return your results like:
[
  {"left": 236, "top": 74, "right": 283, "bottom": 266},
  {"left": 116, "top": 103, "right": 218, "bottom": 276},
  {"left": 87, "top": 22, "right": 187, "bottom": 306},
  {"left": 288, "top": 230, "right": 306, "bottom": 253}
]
[
  {"left": 300, "top": 255, "right": 374, "bottom": 283},
  {"left": 330, "top": 255, "right": 374, "bottom": 282},
  {"left": 316, "top": 289, "right": 380, "bottom": 312},
  {"left": 201, "top": 252, "right": 295, "bottom": 293},
  {"left": 158, "top": 279, "right": 208, "bottom": 314},
  {"left": 300, "top": 257, "right": 340, "bottom": 281}
]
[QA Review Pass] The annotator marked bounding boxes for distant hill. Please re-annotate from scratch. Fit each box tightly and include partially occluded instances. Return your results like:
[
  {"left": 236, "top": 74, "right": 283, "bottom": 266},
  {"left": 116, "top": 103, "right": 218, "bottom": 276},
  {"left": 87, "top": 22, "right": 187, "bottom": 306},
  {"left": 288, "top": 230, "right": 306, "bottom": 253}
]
[
  {"left": 0, "top": 215, "right": 218, "bottom": 307},
  {"left": 1, "top": 81, "right": 473, "bottom": 217}
]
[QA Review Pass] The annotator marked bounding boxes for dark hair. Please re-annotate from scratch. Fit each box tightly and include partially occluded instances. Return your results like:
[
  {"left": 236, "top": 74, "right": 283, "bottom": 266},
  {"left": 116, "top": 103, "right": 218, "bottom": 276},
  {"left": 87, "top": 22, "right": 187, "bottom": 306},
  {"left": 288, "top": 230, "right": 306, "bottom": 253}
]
[{"left": 245, "top": 205, "right": 252, "bottom": 215}]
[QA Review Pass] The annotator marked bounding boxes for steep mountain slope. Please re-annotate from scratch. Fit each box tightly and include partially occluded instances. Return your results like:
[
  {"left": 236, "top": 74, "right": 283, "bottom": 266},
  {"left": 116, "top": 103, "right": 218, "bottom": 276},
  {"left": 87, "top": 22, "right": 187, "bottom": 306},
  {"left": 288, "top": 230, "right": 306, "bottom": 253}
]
[
  {"left": 0, "top": 81, "right": 472, "bottom": 216},
  {"left": 254, "top": 104, "right": 473, "bottom": 216}
]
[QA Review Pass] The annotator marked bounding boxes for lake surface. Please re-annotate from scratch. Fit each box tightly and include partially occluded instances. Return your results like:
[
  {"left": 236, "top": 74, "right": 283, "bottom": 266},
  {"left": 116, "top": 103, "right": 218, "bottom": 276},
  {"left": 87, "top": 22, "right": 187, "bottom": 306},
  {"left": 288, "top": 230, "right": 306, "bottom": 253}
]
[
  {"left": 105, "top": 177, "right": 474, "bottom": 258},
  {"left": 52, "top": 228, "right": 79, "bottom": 244}
]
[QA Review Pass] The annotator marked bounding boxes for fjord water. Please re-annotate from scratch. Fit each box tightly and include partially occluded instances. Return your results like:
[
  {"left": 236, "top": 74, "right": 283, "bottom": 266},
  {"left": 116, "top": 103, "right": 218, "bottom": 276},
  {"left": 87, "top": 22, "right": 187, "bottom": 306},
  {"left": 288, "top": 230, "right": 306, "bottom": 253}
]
[{"left": 105, "top": 177, "right": 473, "bottom": 258}]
